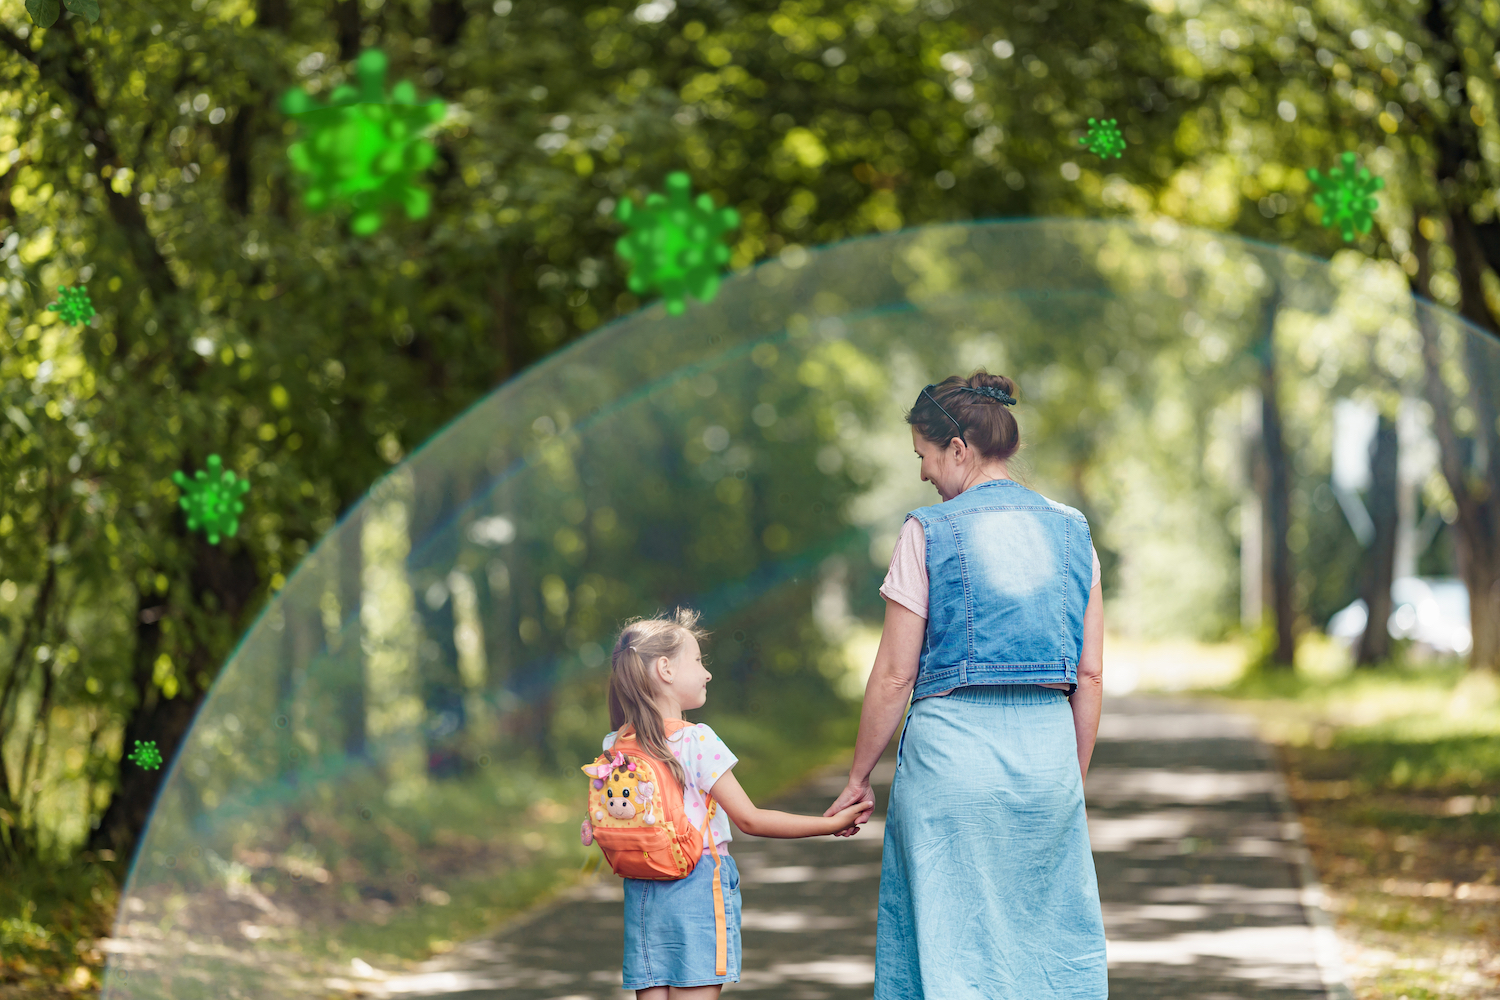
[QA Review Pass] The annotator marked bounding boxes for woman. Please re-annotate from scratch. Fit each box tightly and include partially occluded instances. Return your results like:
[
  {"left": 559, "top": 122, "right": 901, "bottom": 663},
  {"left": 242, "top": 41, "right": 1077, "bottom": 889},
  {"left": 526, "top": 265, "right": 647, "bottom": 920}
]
[{"left": 824, "top": 371, "right": 1108, "bottom": 998}]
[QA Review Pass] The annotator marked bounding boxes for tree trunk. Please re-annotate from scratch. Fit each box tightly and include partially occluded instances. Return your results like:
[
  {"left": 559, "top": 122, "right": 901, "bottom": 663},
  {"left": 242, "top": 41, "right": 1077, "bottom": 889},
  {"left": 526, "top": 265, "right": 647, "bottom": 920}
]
[
  {"left": 1257, "top": 284, "right": 1297, "bottom": 666},
  {"left": 87, "top": 538, "right": 261, "bottom": 861},
  {"left": 1355, "top": 412, "right": 1399, "bottom": 666},
  {"left": 336, "top": 506, "right": 368, "bottom": 761},
  {"left": 1416, "top": 0, "right": 1500, "bottom": 672},
  {"left": 332, "top": 0, "right": 361, "bottom": 62},
  {"left": 1411, "top": 215, "right": 1500, "bottom": 671}
]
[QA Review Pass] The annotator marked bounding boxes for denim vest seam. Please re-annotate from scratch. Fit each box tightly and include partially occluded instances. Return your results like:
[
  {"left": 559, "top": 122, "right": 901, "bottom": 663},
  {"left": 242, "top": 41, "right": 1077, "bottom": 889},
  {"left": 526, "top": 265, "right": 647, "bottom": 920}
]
[{"left": 1061, "top": 516, "right": 1072, "bottom": 671}]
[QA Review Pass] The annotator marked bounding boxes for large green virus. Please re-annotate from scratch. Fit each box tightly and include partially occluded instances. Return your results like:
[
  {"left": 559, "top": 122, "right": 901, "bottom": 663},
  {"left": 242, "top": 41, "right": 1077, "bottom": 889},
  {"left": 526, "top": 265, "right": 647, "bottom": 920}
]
[
  {"left": 281, "top": 49, "right": 446, "bottom": 235},
  {"left": 615, "top": 172, "right": 741, "bottom": 316},
  {"left": 127, "top": 740, "right": 163, "bottom": 771},
  {"left": 172, "top": 454, "right": 250, "bottom": 545},
  {"left": 1308, "top": 151, "right": 1384, "bottom": 241},
  {"left": 48, "top": 285, "right": 95, "bottom": 326},
  {"left": 1078, "top": 118, "right": 1126, "bottom": 159}
]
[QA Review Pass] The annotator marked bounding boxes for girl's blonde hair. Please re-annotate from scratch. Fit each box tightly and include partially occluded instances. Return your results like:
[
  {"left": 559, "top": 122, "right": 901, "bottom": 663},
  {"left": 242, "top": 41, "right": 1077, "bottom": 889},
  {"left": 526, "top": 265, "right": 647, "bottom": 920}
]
[{"left": 608, "top": 606, "right": 712, "bottom": 789}]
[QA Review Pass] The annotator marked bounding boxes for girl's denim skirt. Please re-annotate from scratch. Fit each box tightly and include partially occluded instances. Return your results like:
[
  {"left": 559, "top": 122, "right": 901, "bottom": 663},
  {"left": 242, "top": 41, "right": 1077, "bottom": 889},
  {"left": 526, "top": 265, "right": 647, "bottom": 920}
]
[
  {"left": 622, "top": 850, "right": 741, "bottom": 990},
  {"left": 876, "top": 683, "right": 1108, "bottom": 999}
]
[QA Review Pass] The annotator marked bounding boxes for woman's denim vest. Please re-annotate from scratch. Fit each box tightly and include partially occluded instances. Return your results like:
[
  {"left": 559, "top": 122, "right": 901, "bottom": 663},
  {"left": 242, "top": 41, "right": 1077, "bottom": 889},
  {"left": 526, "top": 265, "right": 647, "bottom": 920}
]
[{"left": 907, "top": 478, "right": 1094, "bottom": 697}]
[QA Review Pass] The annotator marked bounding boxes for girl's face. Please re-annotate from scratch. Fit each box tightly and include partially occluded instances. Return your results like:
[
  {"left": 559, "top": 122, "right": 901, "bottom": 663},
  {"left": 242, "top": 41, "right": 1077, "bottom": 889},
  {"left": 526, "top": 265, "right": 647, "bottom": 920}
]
[{"left": 654, "top": 632, "right": 712, "bottom": 711}]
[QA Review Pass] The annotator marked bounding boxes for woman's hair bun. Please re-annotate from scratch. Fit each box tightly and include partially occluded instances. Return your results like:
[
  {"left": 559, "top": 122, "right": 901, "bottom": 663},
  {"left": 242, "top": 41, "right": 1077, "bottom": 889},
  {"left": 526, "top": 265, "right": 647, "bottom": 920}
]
[
  {"left": 971, "top": 373, "right": 1018, "bottom": 400},
  {"left": 908, "top": 368, "right": 1022, "bottom": 463}
]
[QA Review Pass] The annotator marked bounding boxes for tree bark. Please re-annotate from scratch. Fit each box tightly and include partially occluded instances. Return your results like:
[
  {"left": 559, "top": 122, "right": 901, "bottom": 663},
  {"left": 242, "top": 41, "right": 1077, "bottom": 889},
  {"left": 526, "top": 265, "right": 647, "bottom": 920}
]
[
  {"left": 87, "top": 535, "right": 261, "bottom": 860},
  {"left": 1355, "top": 412, "right": 1399, "bottom": 666},
  {"left": 336, "top": 506, "right": 369, "bottom": 761},
  {"left": 1257, "top": 283, "right": 1297, "bottom": 666},
  {"left": 430, "top": 0, "right": 468, "bottom": 46},
  {"left": 332, "top": 0, "right": 361, "bottom": 62},
  {"left": 1411, "top": 215, "right": 1500, "bottom": 671},
  {"left": 1414, "top": 0, "right": 1500, "bottom": 672}
]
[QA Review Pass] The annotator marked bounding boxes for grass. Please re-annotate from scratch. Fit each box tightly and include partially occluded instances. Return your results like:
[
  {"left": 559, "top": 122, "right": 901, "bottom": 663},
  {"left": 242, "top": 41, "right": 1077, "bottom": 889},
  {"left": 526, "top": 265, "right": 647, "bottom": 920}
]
[{"left": 1205, "top": 635, "right": 1500, "bottom": 1000}]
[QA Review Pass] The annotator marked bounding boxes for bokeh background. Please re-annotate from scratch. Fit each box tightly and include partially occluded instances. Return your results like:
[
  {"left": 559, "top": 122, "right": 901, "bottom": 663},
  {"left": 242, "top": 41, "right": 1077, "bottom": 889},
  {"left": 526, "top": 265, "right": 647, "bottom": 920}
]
[{"left": 2, "top": 0, "right": 1499, "bottom": 997}]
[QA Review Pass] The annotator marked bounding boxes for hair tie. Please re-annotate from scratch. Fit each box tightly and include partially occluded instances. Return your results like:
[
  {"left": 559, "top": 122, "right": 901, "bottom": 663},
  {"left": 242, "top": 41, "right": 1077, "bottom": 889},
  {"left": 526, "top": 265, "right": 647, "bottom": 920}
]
[{"left": 960, "top": 385, "right": 1016, "bottom": 406}]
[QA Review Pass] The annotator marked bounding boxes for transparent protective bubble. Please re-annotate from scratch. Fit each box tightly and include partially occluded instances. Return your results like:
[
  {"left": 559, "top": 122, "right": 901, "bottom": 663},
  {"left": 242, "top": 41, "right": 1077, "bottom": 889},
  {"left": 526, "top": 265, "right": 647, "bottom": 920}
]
[{"left": 104, "top": 219, "right": 1497, "bottom": 998}]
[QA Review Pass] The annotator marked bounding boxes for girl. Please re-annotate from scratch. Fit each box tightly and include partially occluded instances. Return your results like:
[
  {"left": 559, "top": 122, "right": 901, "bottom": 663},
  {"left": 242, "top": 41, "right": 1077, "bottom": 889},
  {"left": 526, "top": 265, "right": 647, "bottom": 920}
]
[{"left": 581, "top": 606, "right": 875, "bottom": 999}]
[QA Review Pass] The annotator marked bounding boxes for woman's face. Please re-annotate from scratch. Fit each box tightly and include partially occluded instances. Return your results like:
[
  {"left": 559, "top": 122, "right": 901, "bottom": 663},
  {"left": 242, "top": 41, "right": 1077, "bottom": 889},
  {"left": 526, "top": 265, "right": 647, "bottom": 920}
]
[
  {"left": 906, "top": 425, "right": 966, "bottom": 500},
  {"left": 912, "top": 426, "right": 1010, "bottom": 502}
]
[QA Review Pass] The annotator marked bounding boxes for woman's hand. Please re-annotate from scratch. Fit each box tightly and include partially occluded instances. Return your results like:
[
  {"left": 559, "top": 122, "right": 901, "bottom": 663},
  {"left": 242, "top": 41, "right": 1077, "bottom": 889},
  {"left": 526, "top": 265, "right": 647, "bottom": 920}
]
[
  {"left": 824, "top": 777, "right": 875, "bottom": 837},
  {"left": 580, "top": 815, "right": 594, "bottom": 847},
  {"left": 829, "top": 799, "right": 875, "bottom": 835}
]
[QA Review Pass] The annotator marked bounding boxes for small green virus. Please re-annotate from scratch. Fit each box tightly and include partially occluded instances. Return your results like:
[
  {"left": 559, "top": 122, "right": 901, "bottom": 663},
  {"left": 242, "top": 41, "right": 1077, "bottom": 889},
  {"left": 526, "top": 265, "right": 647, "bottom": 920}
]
[
  {"left": 127, "top": 740, "right": 163, "bottom": 770},
  {"left": 1078, "top": 118, "right": 1126, "bottom": 159},
  {"left": 48, "top": 285, "right": 95, "bottom": 326},
  {"left": 281, "top": 49, "right": 447, "bottom": 235},
  {"left": 615, "top": 172, "right": 741, "bottom": 316},
  {"left": 1307, "top": 151, "right": 1384, "bottom": 241},
  {"left": 172, "top": 454, "right": 250, "bottom": 545}
]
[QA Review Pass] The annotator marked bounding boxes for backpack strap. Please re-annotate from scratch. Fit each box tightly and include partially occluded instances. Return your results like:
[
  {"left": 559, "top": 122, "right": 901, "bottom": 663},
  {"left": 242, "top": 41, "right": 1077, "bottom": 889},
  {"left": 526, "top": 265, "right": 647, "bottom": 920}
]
[
  {"left": 615, "top": 721, "right": 727, "bottom": 976},
  {"left": 701, "top": 794, "right": 727, "bottom": 976}
]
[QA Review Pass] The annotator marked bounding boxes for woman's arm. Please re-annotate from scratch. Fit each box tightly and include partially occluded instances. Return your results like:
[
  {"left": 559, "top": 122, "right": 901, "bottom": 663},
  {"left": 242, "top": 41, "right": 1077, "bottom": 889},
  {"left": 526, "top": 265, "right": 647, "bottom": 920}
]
[
  {"left": 821, "top": 598, "right": 924, "bottom": 836},
  {"left": 1070, "top": 581, "right": 1104, "bottom": 784},
  {"left": 848, "top": 598, "right": 925, "bottom": 783},
  {"left": 710, "top": 767, "right": 872, "bottom": 838}
]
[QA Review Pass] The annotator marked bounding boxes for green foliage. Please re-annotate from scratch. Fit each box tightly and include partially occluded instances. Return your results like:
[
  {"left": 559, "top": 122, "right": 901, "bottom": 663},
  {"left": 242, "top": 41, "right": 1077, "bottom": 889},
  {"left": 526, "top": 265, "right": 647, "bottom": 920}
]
[
  {"left": 614, "top": 171, "right": 740, "bottom": 315},
  {"left": 281, "top": 49, "right": 447, "bottom": 235},
  {"left": 24, "top": 0, "right": 58, "bottom": 29},
  {"left": 172, "top": 454, "right": 250, "bottom": 545},
  {"left": 1078, "top": 118, "right": 1125, "bottom": 158},
  {"left": 1307, "top": 151, "right": 1385, "bottom": 242},
  {"left": 23, "top": 0, "right": 98, "bottom": 29}
]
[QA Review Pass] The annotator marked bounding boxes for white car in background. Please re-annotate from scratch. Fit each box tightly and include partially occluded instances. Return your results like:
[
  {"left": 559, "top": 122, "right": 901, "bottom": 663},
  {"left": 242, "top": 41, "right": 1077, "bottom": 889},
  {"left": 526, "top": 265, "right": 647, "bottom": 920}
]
[{"left": 1326, "top": 576, "right": 1473, "bottom": 656}]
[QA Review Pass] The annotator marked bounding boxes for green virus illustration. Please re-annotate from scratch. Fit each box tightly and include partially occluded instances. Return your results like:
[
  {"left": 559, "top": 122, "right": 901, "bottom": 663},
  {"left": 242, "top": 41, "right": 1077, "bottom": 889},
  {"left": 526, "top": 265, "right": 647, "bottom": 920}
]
[
  {"left": 48, "top": 285, "right": 95, "bottom": 326},
  {"left": 1307, "top": 151, "right": 1384, "bottom": 241},
  {"left": 615, "top": 171, "right": 741, "bottom": 316},
  {"left": 127, "top": 740, "right": 163, "bottom": 771},
  {"left": 1078, "top": 118, "right": 1126, "bottom": 159},
  {"left": 281, "top": 49, "right": 447, "bottom": 235},
  {"left": 172, "top": 454, "right": 251, "bottom": 545}
]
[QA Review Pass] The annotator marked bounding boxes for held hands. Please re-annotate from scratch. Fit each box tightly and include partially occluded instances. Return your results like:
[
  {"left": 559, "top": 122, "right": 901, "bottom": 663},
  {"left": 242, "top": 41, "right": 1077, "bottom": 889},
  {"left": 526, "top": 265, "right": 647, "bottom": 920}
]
[
  {"left": 824, "top": 777, "right": 876, "bottom": 837},
  {"left": 829, "top": 799, "right": 875, "bottom": 835}
]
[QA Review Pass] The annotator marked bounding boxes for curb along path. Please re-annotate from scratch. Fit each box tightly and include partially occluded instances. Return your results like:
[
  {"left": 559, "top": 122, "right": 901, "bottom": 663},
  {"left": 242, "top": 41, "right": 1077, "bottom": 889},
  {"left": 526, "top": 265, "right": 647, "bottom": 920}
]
[{"left": 360, "top": 695, "right": 1346, "bottom": 1000}]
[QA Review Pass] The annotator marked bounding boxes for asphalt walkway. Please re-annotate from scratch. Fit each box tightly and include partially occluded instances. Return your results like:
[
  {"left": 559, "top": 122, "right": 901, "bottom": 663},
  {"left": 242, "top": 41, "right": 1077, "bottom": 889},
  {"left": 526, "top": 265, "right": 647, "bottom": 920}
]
[{"left": 357, "top": 695, "right": 1349, "bottom": 999}]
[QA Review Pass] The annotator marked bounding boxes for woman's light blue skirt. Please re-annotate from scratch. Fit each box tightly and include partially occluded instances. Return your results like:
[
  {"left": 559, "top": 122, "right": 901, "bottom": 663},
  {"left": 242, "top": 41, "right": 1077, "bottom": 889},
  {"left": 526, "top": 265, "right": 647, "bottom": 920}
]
[
  {"left": 622, "top": 851, "right": 741, "bottom": 990},
  {"left": 876, "top": 684, "right": 1108, "bottom": 999}
]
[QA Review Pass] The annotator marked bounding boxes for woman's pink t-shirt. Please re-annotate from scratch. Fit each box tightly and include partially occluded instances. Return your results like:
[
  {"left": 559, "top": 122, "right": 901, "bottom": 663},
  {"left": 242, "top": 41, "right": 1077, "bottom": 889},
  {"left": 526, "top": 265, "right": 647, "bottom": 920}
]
[{"left": 879, "top": 517, "right": 1101, "bottom": 698}]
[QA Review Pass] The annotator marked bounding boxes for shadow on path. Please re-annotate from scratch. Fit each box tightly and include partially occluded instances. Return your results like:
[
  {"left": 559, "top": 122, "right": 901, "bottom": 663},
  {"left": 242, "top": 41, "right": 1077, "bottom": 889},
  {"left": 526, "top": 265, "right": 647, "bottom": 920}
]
[{"left": 357, "top": 695, "right": 1344, "bottom": 999}]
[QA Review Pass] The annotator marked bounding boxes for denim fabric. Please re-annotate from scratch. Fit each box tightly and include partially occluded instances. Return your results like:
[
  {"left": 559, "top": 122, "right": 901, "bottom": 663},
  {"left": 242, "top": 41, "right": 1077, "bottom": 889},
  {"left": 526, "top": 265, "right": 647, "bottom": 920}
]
[
  {"left": 622, "top": 852, "right": 741, "bottom": 990},
  {"left": 907, "top": 478, "right": 1094, "bottom": 696},
  {"left": 876, "top": 684, "right": 1107, "bottom": 999}
]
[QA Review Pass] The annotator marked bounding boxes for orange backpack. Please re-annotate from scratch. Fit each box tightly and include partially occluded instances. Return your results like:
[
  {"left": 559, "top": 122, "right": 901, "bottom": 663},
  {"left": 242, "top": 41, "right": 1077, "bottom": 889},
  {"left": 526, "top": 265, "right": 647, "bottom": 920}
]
[{"left": 581, "top": 718, "right": 728, "bottom": 975}]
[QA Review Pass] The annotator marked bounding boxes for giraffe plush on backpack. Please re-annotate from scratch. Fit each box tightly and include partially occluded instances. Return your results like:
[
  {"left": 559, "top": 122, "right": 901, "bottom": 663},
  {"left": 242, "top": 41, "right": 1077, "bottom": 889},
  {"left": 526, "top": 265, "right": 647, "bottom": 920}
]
[{"left": 579, "top": 719, "right": 722, "bottom": 880}]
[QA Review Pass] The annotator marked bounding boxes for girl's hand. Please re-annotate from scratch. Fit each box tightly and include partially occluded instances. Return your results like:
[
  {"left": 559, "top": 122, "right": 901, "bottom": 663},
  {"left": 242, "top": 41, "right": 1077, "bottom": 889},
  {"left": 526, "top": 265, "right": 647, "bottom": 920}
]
[
  {"left": 829, "top": 799, "right": 874, "bottom": 835},
  {"left": 824, "top": 778, "right": 875, "bottom": 838},
  {"left": 580, "top": 816, "right": 594, "bottom": 847}
]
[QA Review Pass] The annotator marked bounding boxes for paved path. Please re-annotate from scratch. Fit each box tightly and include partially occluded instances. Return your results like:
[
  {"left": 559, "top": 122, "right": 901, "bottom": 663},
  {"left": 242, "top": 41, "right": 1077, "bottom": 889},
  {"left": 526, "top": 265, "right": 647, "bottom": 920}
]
[{"left": 359, "top": 696, "right": 1346, "bottom": 999}]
